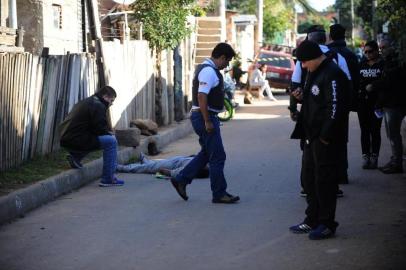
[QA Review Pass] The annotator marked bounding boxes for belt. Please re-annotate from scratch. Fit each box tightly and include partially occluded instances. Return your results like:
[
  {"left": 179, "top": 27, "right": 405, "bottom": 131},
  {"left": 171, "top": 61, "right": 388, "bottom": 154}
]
[{"left": 191, "top": 108, "right": 218, "bottom": 115}]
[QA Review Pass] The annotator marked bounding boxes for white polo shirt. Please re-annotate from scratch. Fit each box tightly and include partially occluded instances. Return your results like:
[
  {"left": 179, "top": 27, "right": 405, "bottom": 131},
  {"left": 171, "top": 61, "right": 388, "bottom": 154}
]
[{"left": 292, "top": 44, "right": 352, "bottom": 84}]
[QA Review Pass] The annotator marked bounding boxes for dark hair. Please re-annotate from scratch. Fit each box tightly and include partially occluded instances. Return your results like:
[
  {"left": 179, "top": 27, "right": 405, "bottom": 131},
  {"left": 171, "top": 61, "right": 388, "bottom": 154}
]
[
  {"left": 211, "top": 42, "right": 236, "bottom": 60},
  {"left": 307, "top": 31, "right": 326, "bottom": 44},
  {"left": 97, "top": 86, "right": 117, "bottom": 97},
  {"left": 364, "top": 40, "right": 379, "bottom": 51},
  {"left": 329, "top": 24, "right": 346, "bottom": 40},
  {"left": 259, "top": 63, "right": 267, "bottom": 69}
]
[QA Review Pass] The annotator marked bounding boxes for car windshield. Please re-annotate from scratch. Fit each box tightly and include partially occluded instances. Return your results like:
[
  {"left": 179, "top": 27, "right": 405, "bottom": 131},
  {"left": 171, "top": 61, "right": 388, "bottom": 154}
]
[{"left": 257, "top": 53, "right": 291, "bottom": 68}]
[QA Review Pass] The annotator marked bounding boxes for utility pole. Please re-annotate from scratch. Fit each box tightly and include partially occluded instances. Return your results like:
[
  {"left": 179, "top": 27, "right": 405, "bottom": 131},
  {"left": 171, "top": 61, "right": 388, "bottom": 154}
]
[
  {"left": 86, "top": 0, "right": 107, "bottom": 87},
  {"left": 351, "top": 0, "right": 355, "bottom": 46},
  {"left": 256, "top": 0, "right": 263, "bottom": 52},
  {"left": 219, "top": 0, "right": 226, "bottom": 42}
]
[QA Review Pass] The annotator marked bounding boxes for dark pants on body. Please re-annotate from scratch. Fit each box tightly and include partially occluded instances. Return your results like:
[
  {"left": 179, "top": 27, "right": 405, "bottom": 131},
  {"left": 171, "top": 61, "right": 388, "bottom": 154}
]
[
  {"left": 303, "top": 139, "right": 339, "bottom": 230},
  {"left": 175, "top": 111, "right": 228, "bottom": 199},
  {"left": 383, "top": 107, "right": 406, "bottom": 166},
  {"left": 357, "top": 102, "right": 383, "bottom": 155}
]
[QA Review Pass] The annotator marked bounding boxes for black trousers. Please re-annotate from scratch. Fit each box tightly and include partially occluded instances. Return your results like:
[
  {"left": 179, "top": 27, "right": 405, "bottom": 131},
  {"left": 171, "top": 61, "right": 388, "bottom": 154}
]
[
  {"left": 357, "top": 102, "right": 383, "bottom": 155},
  {"left": 303, "top": 139, "right": 339, "bottom": 229}
]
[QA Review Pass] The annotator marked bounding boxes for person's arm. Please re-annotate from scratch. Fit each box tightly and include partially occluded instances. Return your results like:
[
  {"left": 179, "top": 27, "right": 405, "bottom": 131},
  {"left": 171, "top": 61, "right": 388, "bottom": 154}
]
[
  {"left": 319, "top": 72, "right": 346, "bottom": 144},
  {"left": 291, "top": 61, "right": 302, "bottom": 84},
  {"left": 198, "top": 93, "right": 214, "bottom": 133},
  {"left": 90, "top": 102, "right": 111, "bottom": 136},
  {"left": 337, "top": 54, "right": 352, "bottom": 81}
]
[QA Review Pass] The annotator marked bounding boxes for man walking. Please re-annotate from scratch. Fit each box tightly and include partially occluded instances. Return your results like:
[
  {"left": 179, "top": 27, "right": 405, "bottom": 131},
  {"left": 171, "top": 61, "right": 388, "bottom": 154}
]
[
  {"left": 59, "top": 86, "right": 124, "bottom": 187},
  {"left": 170, "top": 42, "right": 240, "bottom": 204},
  {"left": 289, "top": 40, "right": 349, "bottom": 239}
]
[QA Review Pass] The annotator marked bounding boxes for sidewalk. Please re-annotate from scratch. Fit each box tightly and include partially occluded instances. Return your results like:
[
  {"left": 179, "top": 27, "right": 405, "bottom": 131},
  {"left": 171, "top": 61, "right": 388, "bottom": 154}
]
[{"left": 0, "top": 119, "right": 193, "bottom": 225}]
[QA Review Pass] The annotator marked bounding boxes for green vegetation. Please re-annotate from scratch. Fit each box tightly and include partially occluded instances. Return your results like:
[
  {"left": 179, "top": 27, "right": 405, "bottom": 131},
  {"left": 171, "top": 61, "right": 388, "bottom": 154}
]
[
  {"left": 227, "top": 0, "right": 315, "bottom": 43},
  {"left": 0, "top": 149, "right": 103, "bottom": 196},
  {"left": 377, "top": 0, "right": 406, "bottom": 65}
]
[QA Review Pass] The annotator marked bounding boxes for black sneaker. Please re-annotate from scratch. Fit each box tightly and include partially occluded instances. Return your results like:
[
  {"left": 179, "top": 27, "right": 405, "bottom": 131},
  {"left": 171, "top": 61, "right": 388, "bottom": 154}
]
[
  {"left": 300, "top": 190, "right": 307, "bottom": 197},
  {"left": 170, "top": 179, "right": 188, "bottom": 201},
  {"left": 212, "top": 193, "right": 240, "bottom": 204},
  {"left": 369, "top": 154, "right": 378, "bottom": 169},
  {"left": 362, "top": 154, "right": 370, "bottom": 169},
  {"left": 336, "top": 189, "right": 344, "bottom": 198},
  {"left": 380, "top": 164, "right": 403, "bottom": 174},
  {"left": 67, "top": 154, "right": 83, "bottom": 169},
  {"left": 308, "top": 224, "right": 335, "bottom": 240},
  {"left": 289, "top": 222, "right": 313, "bottom": 233}
]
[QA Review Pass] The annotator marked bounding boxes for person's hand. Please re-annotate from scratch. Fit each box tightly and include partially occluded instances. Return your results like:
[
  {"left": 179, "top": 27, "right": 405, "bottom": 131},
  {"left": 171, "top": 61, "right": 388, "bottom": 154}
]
[
  {"left": 290, "top": 111, "right": 298, "bottom": 122},
  {"left": 205, "top": 121, "right": 214, "bottom": 133},
  {"left": 366, "top": 84, "right": 373, "bottom": 92},
  {"left": 319, "top": 137, "right": 330, "bottom": 145},
  {"left": 292, "top": 88, "right": 303, "bottom": 101}
]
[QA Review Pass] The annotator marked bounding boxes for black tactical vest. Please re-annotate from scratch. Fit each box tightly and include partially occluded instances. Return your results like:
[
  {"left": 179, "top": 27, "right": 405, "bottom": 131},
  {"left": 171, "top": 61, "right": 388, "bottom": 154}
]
[{"left": 192, "top": 63, "right": 224, "bottom": 111}]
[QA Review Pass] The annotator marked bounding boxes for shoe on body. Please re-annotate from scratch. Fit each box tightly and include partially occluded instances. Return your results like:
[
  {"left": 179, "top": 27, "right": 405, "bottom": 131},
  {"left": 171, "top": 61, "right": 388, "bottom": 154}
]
[
  {"left": 300, "top": 190, "right": 307, "bottom": 197},
  {"left": 308, "top": 224, "right": 335, "bottom": 240},
  {"left": 362, "top": 154, "right": 370, "bottom": 169},
  {"left": 99, "top": 178, "right": 125, "bottom": 187},
  {"left": 380, "top": 164, "right": 403, "bottom": 174},
  {"left": 212, "top": 193, "right": 240, "bottom": 204},
  {"left": 170, "top": 179, "right": 188, "bottom": 201},
  {"left": 336, "top": 189, "right": 344, "bottom": 198},
  {"left": 67, "top": 154, "right": 83, "bottom": 169},
  {"left": 289, "top": 222, "right": 314, "bottom": 234},
  {"left": 369, "top": 153, "right": 378, "bottom": 169}
]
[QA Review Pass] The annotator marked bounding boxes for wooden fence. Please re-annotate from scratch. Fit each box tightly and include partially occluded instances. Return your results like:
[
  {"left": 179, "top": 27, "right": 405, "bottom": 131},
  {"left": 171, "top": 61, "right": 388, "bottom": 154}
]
[
  {"left": 0, "top": 35, "right": 196, "bottom": 171},
  {"left": 0, "top": 53, "right": 98, "bottom": 171}
]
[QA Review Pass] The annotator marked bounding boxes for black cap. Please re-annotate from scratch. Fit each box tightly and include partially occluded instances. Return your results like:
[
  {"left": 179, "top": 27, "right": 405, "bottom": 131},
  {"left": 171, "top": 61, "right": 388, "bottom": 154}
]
[
  {"left": 296, "top": 40, "right": 323, "bottom": 62},
  {"left": 307, "top": 25, "right": 325, "bottom": 34},
  {"left": 329, "top": 24, "right": 345, "bottom": 40}
]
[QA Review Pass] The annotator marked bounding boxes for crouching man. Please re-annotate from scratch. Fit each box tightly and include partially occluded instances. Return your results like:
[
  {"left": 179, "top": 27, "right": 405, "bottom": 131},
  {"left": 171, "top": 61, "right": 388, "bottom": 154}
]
[{"left": 59, "top": 86, "right": 124, "bottom": 187}]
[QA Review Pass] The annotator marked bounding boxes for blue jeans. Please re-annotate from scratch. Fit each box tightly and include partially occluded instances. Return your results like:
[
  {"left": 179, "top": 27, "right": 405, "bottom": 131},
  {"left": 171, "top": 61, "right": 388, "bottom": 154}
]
[
  {"left": 98, "top": 135, "right": 118, "bottom": 183},
  {"left": 384, "top": 107, "right": 406, "bottom": 165},
  {"left": 175, "top": 111, "right": 227, "bottom": 199}
]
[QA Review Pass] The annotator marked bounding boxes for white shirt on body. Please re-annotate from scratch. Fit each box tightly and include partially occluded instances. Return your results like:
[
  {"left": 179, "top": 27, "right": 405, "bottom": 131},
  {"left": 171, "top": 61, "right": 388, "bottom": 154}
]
[{"left": 192, "top": 58, "right": 223, "bottom": 113}]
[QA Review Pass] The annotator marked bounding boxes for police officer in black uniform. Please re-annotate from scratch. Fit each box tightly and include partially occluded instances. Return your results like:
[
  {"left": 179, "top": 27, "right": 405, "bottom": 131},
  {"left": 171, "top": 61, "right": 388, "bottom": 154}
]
[{"left": 289, "top": 40, "right": 349, "bottom": 240}]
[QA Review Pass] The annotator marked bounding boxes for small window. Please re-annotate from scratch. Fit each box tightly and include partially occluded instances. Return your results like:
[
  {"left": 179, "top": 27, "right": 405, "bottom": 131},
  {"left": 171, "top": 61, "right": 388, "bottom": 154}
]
[{"left": 52, "top": 4, "right": 62, "bottom": 29}]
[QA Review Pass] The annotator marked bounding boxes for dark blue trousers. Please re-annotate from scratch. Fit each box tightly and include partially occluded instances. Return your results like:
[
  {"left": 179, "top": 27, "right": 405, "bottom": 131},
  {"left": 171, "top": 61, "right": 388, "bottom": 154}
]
[{"left": 175, "top": 111, "right": 227, "bottom": 199}]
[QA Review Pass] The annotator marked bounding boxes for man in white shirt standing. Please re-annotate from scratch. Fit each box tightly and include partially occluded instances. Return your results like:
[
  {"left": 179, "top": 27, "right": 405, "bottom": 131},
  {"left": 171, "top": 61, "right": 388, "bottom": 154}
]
[{"left": 170, "top": 42, "right": 240, "bottom": 204}]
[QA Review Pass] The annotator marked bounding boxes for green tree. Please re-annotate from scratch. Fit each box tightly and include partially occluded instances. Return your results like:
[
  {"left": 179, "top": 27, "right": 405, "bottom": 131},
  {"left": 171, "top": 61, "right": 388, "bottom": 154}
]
[
  {"left": 227, "top": 0, "right": 315, "bottom": 43},
  {"left": 377, "top": 0, "right": 406, "bottom": 64},
  {"left": 130, "top": 0, "right": 198, "bottom": 125},
  {"left": 297, "top": 13, "right": 331, "bottom": 34}
]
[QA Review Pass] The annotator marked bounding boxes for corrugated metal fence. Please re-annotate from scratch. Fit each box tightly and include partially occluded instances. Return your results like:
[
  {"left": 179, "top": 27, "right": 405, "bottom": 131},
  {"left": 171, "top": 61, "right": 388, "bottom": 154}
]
[
  {"left": 0, "top": 53, "right": 98, "bottom": 170},
  {"left": 0, "top": 38, "right": 196, "bottom": 171}
]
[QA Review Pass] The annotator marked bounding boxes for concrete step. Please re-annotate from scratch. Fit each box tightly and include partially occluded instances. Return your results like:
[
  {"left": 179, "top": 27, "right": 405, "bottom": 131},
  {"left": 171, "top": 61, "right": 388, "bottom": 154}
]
[
  {"left": 197, "top": 28, "right": 221, "bottom": 35},
  {"left": 195, "top": 56, "right": 208, "bottom": 64},
  {"left": 197, "top": 35, "right": 221, "bottom": 43},
  {"left": 195, "top": 48, "right": 212, "bottom": 57},
  {"left": 196, "top": 41, "right": 218, "bottom": 49},
  {"left": 197, "top": 19, "right": 221, "bottom": 29}
]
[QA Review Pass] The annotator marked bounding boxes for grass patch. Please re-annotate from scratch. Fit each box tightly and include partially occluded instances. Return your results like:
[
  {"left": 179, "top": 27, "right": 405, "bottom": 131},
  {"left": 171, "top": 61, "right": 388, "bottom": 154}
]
[{"left": 0, "top": 149, "right": 103, "bottom": 196}]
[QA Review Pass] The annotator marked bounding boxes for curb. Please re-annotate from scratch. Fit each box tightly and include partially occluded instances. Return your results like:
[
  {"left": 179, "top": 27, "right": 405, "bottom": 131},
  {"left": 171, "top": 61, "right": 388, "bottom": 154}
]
[{"left": 0, "top": 119, "right": 193, "bottom": 226}]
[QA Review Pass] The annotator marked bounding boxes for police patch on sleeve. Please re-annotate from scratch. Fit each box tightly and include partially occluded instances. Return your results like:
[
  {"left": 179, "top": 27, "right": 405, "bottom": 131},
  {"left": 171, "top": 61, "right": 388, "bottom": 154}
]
[{"left": 311, "top": 85, "right": 320, "bottom": 96}]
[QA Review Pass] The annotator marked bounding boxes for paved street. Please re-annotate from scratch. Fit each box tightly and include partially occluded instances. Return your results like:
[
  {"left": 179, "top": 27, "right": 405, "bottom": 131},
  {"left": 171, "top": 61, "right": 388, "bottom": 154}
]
[{"left": 0, "top": 95, "right": 405, "bottom": 270}]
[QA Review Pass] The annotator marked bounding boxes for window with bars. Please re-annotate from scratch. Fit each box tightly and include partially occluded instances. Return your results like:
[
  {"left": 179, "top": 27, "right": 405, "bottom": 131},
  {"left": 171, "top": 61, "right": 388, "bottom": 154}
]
[{"left": 52, "top": 4, "right": 62, "bottom": 29}]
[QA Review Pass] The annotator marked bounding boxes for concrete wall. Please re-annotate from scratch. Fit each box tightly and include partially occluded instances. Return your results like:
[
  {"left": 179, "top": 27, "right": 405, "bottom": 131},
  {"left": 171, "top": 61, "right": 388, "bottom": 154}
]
[{"left": 17, "top": 0, "right": 82, "bottom": 55}]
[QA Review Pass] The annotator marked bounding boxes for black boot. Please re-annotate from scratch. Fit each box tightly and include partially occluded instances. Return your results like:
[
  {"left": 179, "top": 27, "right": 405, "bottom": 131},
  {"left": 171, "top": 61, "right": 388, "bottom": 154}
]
[{"left": 362, "top": 154, "right": 370, "bottom": 169}]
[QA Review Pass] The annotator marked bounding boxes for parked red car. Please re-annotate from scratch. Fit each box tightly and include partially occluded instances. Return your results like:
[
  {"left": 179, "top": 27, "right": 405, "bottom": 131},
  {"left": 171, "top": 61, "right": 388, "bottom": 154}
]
[{"left": 251, "top": 50, "right": 295, "bottom": 91}]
